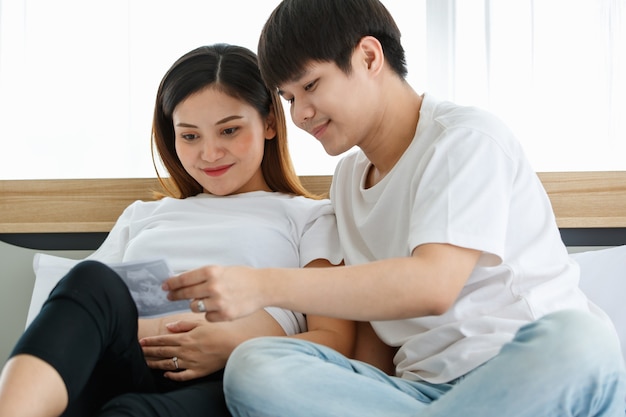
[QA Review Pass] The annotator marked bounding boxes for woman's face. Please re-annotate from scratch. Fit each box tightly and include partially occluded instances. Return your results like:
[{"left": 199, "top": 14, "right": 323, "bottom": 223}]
[{"left": 173, "top": 87, "right": 275, "bottom": 196}]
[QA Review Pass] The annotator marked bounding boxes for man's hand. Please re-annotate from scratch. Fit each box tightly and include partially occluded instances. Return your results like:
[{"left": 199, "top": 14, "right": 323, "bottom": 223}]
[{"left": 163, "top": 265, "right": 268, "bottom": 322}]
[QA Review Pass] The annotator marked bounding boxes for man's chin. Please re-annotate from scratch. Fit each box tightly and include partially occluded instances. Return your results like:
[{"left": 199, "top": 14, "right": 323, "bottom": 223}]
[{"left": 321, "top": 141, "right": 352, "bottom": 157}]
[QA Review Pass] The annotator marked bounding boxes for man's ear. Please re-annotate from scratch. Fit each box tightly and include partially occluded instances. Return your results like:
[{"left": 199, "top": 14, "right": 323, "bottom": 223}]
[
  {"left": 265, "top": 105, "right": 277, "bottom": 140},
  {"left": 356, "top": 36, "right": 385, "bottom": 76}
]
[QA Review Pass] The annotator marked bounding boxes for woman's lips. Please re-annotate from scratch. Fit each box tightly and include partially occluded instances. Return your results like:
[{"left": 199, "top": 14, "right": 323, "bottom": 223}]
[{"left": 203, "top": 165, "right": 232, "bottom": 177}]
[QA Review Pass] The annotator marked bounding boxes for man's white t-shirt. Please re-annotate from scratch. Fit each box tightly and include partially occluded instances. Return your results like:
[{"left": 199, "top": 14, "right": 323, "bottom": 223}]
[
  {"left": 331, "top": 94, "right": 600, "bottom": 383},
  {"left": 89, "top": 191, "right": 342, "bottom": 336}
]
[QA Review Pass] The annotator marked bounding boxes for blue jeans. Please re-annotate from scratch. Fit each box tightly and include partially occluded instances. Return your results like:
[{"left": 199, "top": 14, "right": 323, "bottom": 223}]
[{"left": 224, "top": 310, "right": 626, "bottom": 416}]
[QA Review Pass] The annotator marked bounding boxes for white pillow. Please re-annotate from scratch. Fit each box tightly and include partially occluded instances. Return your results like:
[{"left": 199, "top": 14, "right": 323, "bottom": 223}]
[
  {"left": 27, "top": 253, "right": 80, "bottom": 328},
  {"left": 571, "top": 245, "right": 626, "bottom": 365}
]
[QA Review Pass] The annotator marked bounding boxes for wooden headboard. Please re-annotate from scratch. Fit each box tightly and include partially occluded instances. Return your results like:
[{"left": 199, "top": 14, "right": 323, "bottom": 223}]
[{"left": 1, "top": 172, "right": 625, "bottom": 250}]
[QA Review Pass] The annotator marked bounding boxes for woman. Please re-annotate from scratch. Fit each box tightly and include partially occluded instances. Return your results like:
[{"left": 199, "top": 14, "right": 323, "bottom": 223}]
[{"left": 0, "top": 44, "right": 353, "bottom": 417}]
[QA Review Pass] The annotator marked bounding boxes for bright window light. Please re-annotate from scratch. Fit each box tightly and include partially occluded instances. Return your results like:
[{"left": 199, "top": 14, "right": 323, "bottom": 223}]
[{"left": 0, "top": 0, "right": 624, "bottom": 179}]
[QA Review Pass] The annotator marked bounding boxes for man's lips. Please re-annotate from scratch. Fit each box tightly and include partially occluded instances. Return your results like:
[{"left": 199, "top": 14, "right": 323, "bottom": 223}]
[
  {"left": 202, "top": 164, "right": 232, "bottom": 177},
  {"left": 310, "top": 121, "right": 329, "bottom": 139}
]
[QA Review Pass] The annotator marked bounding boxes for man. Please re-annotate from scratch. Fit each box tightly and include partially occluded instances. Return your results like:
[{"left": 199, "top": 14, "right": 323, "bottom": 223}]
[{"left": 165, "top": 1, "right": 625, "bottom": 415}]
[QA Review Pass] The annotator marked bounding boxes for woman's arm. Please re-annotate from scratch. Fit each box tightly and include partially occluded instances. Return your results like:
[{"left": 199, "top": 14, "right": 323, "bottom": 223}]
[
  {"left": 290, "top": 258, "right": 355, "bottom": 357},
  {"left": 140, "top": 309, "right": 286, "bottom": 381},
  {"left": 138, "top": 312, "right": 203, "bottom": 340},
  {"left": 353, "top": 321, "right": 397, "bottom": 375}
]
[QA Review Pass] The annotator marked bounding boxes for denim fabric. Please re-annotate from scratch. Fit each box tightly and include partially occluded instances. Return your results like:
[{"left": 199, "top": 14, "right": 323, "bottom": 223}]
[{"left": 224, "top": 310, "right": 626, "bottom": 417}]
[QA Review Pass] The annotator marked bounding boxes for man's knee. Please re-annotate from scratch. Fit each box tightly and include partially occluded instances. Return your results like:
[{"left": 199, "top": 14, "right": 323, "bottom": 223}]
[
  {"left": 226, "top": 337, "right": 297, "bottom": 378},
  {"left": 517, "top": 309, "right": 623, "bottom": 372},
  {"left": 225, "top": 337, "right": 315, "bottom": 398}
]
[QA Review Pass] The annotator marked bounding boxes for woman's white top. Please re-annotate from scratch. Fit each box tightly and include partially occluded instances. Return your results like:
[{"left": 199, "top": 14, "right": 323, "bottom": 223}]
[{"left": 89, "top": 191, "right": 342, "bottom": 335}]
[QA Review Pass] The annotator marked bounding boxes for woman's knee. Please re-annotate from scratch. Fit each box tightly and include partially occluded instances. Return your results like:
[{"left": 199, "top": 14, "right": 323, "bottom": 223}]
[
  {"left": 47, "top": 260, "right": 138, "bottom": 328},
  {"left": 51, "top": 261, "right": 132, "bottom": 307},
  {"left": 53, "top": 261, "right": 126, "bottom": 297}
]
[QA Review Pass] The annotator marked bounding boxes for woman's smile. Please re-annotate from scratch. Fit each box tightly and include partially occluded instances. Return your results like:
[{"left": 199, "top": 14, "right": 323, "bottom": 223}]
[{"left": 202, "top": 164, "right": 233, "bottom": 177}]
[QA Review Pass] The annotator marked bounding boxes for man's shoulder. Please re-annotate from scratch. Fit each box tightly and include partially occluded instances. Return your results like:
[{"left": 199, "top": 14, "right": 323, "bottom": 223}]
[
  {"left": 423, "top": 94, "right": 505, "bottom": 132},
  {"left": 332, "top": 149, "right": 368, "bottom": 179}
]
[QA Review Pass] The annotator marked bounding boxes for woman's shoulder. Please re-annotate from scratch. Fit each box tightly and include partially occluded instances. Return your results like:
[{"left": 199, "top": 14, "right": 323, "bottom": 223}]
[
  {"left": 251, "top": 191, "right": 331, "bottom": 210},
  {"left": 119, "top": 195, "right": 184, "bottom": 218},
  {"left": 254, "top": 193, "right": 335, "bottom": 223}
]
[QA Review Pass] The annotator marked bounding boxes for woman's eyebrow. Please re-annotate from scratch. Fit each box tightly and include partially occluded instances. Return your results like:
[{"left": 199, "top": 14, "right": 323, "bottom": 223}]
[
  {"left": 174, "top": 115, "right": 243, "bottom": 128},
  {"left": 215, "top": 115, "right": 243, "bottom": 125}
]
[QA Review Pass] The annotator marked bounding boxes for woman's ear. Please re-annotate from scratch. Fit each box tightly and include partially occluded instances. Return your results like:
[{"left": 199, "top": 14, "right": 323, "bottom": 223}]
[
  {"left": 265, "top": 106, "right": 277, "bottom": 140},
  {"left": 356, "top": 36, "right": 385, "bottom": 76}
]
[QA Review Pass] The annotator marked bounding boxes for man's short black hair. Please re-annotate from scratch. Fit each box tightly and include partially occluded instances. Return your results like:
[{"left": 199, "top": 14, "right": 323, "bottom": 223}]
[{"left": 258, "top": 0, "right": 407, "bottom": 89}]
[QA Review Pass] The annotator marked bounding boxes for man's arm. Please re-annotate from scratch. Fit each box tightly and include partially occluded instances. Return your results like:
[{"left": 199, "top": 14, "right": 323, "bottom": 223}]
[{"left": 164, "top": 242, "right": 481, "bottom": 323}]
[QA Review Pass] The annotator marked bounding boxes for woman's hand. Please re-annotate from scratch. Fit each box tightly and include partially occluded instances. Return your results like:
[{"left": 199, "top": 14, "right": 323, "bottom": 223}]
[
  {"left": 139, "top": 310, "right": 285, "bottom": 381},
  {"left": 140, "top": 320, "right": 229, "bottom": 381}
]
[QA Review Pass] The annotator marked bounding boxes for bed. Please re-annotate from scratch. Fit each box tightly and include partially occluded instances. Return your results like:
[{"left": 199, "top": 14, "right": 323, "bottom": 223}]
[{"left": 0, "top": 172, "right": 625, "bottom": 364}]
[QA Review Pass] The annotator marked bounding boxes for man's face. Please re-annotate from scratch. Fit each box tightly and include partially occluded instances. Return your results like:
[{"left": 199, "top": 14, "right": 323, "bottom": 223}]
[{"left": 277, "top": 55, "right": 377, "bottom": 156}]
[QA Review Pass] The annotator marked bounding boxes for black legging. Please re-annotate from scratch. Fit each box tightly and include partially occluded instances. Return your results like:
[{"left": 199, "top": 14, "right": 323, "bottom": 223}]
[{"left": 11, "top": 260, "right": 230, "bottom": 417}]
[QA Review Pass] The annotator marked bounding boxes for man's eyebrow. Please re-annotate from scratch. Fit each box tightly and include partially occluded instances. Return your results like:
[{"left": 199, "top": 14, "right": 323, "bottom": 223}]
[{"left": 277, "top": 67, "right": 312, "bottom": 97}]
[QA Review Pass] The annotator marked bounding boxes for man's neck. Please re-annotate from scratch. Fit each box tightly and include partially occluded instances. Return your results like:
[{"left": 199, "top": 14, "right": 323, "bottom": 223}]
[{"left": 362, "top": 86, "right": 423, "bottom": 188}]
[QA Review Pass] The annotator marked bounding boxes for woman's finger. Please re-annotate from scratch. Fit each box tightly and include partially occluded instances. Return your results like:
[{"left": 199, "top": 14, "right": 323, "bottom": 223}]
[
  {"left": 164, "top": 368, "right": 198, "bottom": 382},
  {"left": 146, "top": 356, "right": 184, "bottom": 371}
]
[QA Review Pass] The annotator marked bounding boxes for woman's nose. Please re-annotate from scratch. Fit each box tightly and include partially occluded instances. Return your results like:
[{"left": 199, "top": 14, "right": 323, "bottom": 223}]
[{"left": 202, "top": 138, "right": 225, "bottom": 162}]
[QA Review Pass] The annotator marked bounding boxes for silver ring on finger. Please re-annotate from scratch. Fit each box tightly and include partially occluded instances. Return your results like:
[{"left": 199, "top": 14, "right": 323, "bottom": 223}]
[
  {"left": 197, "top": 299, "right": 207, "bottom": 313},
  {"left": 172, "top": 356, "right": 179, "bottom": 370}
]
